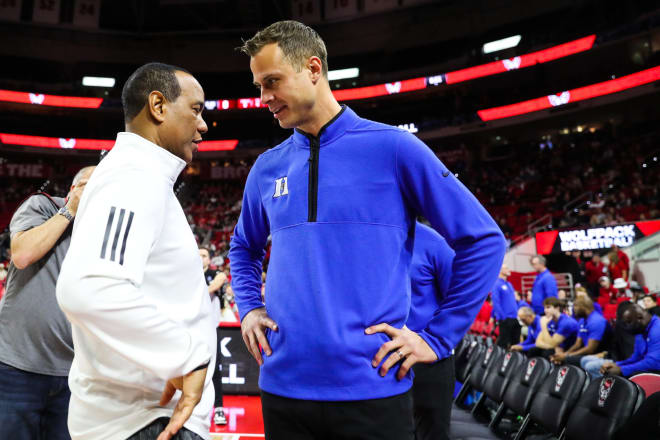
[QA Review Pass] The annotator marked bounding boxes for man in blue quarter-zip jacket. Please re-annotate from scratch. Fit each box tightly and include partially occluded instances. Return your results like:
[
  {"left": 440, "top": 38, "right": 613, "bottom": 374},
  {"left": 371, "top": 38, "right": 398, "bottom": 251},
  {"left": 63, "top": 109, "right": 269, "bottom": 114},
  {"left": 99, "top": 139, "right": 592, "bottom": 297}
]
[
  {"left": 530, "top": 255, "right": 558, "bottom": 315},
  {"left": 230, "top": 21, "right": 506, "bottom": 439},
  {"left": 489, "top": 264, "right": 521, "bottom": 348}
]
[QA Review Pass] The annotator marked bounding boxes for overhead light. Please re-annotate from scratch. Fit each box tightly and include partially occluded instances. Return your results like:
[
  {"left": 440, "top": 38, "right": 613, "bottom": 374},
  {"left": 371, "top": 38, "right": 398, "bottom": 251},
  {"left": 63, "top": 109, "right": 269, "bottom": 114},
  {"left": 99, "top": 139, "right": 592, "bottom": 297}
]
[
  {"left": 82, "top": 76, "right": 116, "bottom": 87},
  {"left": 328, "top": 68, "right": 359, "bottom": 81},
  {"left": 483, "top": 35, "right": 522, "bottom": 54}
]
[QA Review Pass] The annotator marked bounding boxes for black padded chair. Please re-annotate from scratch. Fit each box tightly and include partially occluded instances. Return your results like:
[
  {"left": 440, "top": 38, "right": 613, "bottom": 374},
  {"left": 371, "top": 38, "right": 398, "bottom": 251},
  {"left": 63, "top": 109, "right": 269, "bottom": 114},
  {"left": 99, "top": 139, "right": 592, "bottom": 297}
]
[
  {"left": 450, "top": 351, "right": 525, "bottom": 439},
  {"left": 564, "top": 375, "right": 645, "bottom": 440},
  {"left": 516, "top": 364, "right": 589, "bottom": 440},
  {"left": 454, "top": 345, "right": 503, "bottom": 408},
  {"left": 455, "top": 337, "right": 480, "bottom": 383}
]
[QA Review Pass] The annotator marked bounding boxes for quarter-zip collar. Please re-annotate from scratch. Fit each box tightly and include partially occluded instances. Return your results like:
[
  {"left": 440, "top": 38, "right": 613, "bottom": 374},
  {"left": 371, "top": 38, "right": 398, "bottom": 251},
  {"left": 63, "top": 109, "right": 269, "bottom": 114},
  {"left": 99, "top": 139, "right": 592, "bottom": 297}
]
[
  {"left": 112, "top": 132, "right": 187, "bottom": 186},
  {"left": 293, "top": 105, "right": 352, "bottom": 147}
]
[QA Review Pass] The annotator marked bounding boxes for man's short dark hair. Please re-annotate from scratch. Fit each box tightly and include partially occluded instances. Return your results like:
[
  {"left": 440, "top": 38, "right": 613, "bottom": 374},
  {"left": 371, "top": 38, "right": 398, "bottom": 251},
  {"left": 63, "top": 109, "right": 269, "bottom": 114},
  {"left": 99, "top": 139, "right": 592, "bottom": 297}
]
[
  {"left": 543, "top": 297, "right": 562, "bottom": 308},
  {"left": 121, "top": 62, "right": 189, "bottom": 122},
  {"left": 199, "top": 246, "right": 211, "bottom": 255},
  {"left": 643, "top": 294, "right": 657, "bottom": 303},
  {"left": 239, "top": 20, "right": 328, "bottom": 77}
]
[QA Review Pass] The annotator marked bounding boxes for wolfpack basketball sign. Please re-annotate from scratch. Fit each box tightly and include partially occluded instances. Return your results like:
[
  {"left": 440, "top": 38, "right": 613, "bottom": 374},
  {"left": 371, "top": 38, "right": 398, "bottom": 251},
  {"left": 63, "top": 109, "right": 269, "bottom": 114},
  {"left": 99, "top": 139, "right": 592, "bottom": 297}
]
[{"left": 535, "top": 220, "right": 660, "bottom": 254}]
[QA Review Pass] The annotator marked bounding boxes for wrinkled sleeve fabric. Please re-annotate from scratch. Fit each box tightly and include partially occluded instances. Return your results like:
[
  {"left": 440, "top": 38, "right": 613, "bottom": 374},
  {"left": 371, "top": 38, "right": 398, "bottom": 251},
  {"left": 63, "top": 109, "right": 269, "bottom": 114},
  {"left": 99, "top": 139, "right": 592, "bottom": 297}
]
[
  {"left": 396, "top": 132, "right": 506, "bottom": 360},
  {"left": 228, "top": 158, "right": 270, "bottom": 321}
]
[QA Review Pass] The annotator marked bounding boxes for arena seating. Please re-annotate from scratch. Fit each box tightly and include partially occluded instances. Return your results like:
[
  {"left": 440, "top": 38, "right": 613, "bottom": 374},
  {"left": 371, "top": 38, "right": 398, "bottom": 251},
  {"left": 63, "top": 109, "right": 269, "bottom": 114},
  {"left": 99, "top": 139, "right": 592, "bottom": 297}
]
[{"left": 450, "top": 335, "right": 648, "bottom": 440}]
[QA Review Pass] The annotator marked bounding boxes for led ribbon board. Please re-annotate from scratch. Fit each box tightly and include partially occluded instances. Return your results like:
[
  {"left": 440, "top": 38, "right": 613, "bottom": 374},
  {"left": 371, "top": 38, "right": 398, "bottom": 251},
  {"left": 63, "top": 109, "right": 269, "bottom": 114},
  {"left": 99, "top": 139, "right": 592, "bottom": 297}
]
[
  {"left": 0, "top": 90, "right": 103, "bottom": 108},
  {"left": 535, "top": 220, "right": 660, "bottom": 254},
  {"left": 0, "top": 133, "right": 239, "bottom": 151},
  {"left": 478, "top": 65, "right": 660, "bottom": 121}
]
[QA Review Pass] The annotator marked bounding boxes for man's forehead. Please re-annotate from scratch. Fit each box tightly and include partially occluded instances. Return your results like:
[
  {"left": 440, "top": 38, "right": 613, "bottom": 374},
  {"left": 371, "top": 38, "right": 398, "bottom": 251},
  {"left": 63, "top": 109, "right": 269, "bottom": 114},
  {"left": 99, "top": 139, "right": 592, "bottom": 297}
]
[{"left": 176, "top": 71, "right": 204, "bottom": 98}]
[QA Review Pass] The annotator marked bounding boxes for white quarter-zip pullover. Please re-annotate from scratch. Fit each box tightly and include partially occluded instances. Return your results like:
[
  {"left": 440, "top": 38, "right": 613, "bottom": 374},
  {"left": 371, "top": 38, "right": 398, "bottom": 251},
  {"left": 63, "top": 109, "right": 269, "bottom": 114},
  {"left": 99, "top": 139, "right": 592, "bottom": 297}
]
[{"left": 57, "top": 132, "right": 215, "bottom": 440}]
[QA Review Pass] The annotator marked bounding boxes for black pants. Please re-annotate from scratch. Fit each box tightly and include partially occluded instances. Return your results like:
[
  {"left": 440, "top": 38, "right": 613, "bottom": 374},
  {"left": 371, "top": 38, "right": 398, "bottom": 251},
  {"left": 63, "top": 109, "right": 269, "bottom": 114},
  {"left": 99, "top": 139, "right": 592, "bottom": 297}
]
[
  {"left": 412, "top": 356, "right": 455, "bottom": 440},
  {"left": 212, "top": 327, "right": 224, "bottom": 407},
  {"left": 126, "top": 418, "right": 203, "bottom": 440},
  {"left": 496, "top": 318, "right": 521, "bottom": 348},
  {"left": 261, "top": 390, "right": 414, "bottom": 440},
  {"left": 526, "top": 347, "right": 555, "bottom": 359}
]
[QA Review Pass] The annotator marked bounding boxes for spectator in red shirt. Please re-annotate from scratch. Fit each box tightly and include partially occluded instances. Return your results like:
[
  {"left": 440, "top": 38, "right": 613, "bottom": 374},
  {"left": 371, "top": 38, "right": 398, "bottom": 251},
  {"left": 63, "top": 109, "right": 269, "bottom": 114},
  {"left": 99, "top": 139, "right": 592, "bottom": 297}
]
[
  {"left": 607, "top": 251, "right": 628, "bottom": 281},
  {"left": 585, "top": 254, "right": 606, "bottom": 298},
  {"left": 612, "top": 244, "right": 630, "bottom": 274},
  {"left": 599, "top": 276, "right": 618, "bottom": 303}
]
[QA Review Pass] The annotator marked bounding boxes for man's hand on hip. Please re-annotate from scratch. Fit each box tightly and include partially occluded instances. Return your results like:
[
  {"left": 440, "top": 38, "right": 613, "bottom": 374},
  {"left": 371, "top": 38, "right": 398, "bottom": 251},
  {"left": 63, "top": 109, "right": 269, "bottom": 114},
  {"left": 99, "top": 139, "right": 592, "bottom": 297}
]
[
  {"left": 241, "top": 307, "right": 278, "bottom": 366},
  {"left": 366, "top": 323, "right": 438, "bottom": 380},
  {"left": 157, "top": 366, "right": 208, "bottom": 440}
]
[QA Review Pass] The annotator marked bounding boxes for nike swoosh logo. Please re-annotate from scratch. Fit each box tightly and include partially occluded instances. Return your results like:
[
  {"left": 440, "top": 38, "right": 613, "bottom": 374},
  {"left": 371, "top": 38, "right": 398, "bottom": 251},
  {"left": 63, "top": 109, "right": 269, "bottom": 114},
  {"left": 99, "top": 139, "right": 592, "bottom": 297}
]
[{"left": 442, "top": 171, "right": 450, "bottom": 177}]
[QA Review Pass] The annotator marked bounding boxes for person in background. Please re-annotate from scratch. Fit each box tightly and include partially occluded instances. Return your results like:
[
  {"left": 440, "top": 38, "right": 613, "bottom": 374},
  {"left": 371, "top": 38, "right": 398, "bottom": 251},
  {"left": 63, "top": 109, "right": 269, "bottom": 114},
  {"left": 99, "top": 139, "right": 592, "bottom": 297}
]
[
  {"left": 581, "top": 304, "right": 660, "bottom": 378},
  {"left": 575, "top": 286, "right": 603, "bottom": 314},
  {"left": 642, "top": 294, "right": 660, "bottom": 316},
  {"left": 489, "top": 264, "right": 520, "bottom": 348},
  {"left": 599, "top": 276, "right": 618, "bottom": 303},
  {"left": 528, "top": 297, "right": 578, "bottom": 358},
  {"left": 510, "top": 307, "right": 541, "bottom": 353},
  {"left": 608, "top": 251, "right": 628, "bottom": 282},
  {"left": 530, "top": 255, "right": 558, "bottom": 315},
  {"left": 200, "top": 246, "right": 228, "bottom": 426},
  {"left": 585, "top": 253, "right": 606, "bottom": 299},
  {"left": 0, "top": 166, "right": 94, "bottom": 440},
  {"left": 611, "top": 244, "right": 630, "bottom": 280},
  {"left": 613, "top": 277, "right": 631, "bottom": 299},
  {"left": 515, "top": 290, "right": 531, "bottom": 309},
  {"left": 550, "top": 296, "right": 609, "bottom": 366}
]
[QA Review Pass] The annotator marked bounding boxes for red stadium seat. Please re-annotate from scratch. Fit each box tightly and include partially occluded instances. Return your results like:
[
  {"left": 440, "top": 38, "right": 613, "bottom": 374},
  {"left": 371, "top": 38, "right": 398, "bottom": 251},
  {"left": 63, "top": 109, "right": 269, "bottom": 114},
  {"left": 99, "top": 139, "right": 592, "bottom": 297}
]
[{"left": 630, "top": 373, "right": 660, "bottom": 396}]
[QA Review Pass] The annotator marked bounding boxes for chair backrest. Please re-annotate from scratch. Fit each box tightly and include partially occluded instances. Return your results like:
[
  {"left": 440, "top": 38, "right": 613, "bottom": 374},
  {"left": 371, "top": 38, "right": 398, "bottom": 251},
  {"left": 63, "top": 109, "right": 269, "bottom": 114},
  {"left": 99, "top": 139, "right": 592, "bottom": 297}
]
[
  {"left": 528, "top": 365, "right": 589, "bottom": 435},
  {"left": 565, "top": 375, "right": 645, "bottom": 440},
  {"left": 482, "top": 351, "right": 524, "bottom": 403},
  {"left": 456, "top": 339, "right": 483, "bottom": 383},
  {"left": 469, "top": 345, "right": 503, "bottom": 391},
  {"left": 630, "top": 373, "right": 660, "bottom": 396},
  {"left": 503, "top": 357, "right": 552, "bottom": 416}
]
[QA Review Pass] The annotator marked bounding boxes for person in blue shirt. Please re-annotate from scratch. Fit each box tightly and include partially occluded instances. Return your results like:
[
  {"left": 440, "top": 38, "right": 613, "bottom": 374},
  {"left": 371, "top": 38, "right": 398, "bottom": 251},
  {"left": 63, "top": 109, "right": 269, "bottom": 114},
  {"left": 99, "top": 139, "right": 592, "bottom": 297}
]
[
  {"left": 229, "top": 21, "right": 506, "bottom": 440},
  {"left": 550, "top": 296, "right": 609, "bottom": 366},
  {"left": 530, "top": 255, "right": 557, "bottom": 315},
  {"left": 581, "top": 304, "right": 660, "bottom": 378},
  {"left": 528, "top": 297, "right": 578, "bottom": 358},
  {"left": 405, "top": 222, "right": 482, "bottom": 440},
  {"left": 511, "top": 307, "right": 541, "bottom": 352},
  {"left": 489, "top": 264, "right": 521, "bottom": 348}
]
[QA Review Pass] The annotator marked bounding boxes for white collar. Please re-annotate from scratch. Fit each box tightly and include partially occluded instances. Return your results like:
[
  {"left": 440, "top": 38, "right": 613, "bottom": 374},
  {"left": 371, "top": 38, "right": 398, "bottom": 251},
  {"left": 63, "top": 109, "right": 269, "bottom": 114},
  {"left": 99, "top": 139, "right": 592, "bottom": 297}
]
[{"left": 113, "top": 132, "right": 187, "bottom": 185}]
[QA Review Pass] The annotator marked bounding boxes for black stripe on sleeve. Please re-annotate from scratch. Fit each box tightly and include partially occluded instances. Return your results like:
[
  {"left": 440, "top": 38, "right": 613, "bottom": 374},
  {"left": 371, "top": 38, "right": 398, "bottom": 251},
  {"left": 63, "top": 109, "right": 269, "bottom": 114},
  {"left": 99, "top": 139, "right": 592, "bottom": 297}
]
[
  {"left": 110, "top": 208, "right": 126, "bottom": 262},
  {"left": 119, "top": 211, "right": 134, "bottom": 266},
  {"left": 100, "top": 207, "right": 116, "bottom": 259}
]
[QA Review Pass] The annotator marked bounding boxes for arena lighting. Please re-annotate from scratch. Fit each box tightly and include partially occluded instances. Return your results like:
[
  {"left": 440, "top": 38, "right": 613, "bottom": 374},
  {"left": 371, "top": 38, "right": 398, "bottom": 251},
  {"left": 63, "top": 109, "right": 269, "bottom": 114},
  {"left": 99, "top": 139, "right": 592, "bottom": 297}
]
[
  {"left": 0, "top": 90, "right": 103, "bottom": 108},
  {"left": 444, "top": 35, "right": 596, "bottom": 84},
  {"left": 82, "top": 76, "right": 116, "bottom": 87},
  {"left": 0, "top": 133, "right": 239, "bottom": 151},
  {"left": 328, "top": 67, "right": 360, "bottom": 81},
  {"left": 477, "top": 65, "right": 660, "bottom": 121},
  {"left": 332, "top": 77, "right": 427, "bottom": 101},
  {"left": 482, "top": 35, "right": 522, "bottom": 54}
]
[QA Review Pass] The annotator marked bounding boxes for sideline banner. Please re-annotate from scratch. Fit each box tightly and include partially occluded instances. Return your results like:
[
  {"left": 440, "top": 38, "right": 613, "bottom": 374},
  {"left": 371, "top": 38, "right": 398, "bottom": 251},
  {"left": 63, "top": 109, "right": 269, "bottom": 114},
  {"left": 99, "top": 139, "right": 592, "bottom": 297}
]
[
  {"left": 535, "top": 220, "right": 660, "bottom": 254},
  {"left": 217, "top": 324, "right": 260, "bottom": 395}
]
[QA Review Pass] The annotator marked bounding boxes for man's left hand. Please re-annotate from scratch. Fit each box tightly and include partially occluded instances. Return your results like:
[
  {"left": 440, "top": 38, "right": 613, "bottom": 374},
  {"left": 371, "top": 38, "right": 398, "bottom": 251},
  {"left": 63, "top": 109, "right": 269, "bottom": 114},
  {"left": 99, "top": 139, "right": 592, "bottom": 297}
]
[
  {"left": 366, "top": 324, "right": 438, "bottom": 380},
  {"left": 600, "top": 362, "right": 622, "bottom": 376}
]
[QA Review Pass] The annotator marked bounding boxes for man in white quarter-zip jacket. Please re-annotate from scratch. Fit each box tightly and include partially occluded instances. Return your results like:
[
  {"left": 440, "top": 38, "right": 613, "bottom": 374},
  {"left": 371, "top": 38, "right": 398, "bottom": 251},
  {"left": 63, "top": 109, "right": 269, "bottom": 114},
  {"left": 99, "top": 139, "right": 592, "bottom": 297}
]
[{"left": 56, "top": 62, "right": 214, "bottom": 440}]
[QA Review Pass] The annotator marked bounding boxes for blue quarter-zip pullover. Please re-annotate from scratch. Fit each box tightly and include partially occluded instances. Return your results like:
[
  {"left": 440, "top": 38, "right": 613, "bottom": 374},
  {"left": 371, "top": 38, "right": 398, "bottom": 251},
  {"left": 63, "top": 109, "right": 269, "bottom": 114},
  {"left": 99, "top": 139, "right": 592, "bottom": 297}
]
[
  {"left": 531, "top": 269, "right": 557, "bottom": 315},
  {"left": 229, "top": 106, "right": 506, "bottom": 400},
  {"left": 490, "top": 278, "right": 518, "bottom": 320}
]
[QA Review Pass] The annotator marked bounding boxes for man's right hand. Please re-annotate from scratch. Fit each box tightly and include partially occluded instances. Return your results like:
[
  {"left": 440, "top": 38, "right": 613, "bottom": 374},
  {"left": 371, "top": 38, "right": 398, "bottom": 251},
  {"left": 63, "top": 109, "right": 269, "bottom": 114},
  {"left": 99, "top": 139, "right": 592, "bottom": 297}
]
[
  {"left": 241, "top": 307, "right": 278, "bottom": 366},
  {"left": 157, "top": 366, "right": 208, "bottom": 440},
  {"left": 510, "top": 345, "right": 523, "bottom": 352}
]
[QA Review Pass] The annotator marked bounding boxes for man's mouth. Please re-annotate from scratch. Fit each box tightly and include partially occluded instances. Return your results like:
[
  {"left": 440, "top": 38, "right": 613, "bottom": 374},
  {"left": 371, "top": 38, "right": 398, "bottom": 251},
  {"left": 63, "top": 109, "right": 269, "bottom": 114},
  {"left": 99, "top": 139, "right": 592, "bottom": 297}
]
[{"left": 271, "top": 105, "right": 286, "bottom": 118}]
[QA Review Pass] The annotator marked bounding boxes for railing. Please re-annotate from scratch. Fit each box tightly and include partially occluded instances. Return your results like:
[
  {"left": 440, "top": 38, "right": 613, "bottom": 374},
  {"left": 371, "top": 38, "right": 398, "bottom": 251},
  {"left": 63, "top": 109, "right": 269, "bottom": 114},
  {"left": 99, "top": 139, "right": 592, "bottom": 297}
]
[{"left": 521, "top": 272, "right": 575, "bottom": 298}]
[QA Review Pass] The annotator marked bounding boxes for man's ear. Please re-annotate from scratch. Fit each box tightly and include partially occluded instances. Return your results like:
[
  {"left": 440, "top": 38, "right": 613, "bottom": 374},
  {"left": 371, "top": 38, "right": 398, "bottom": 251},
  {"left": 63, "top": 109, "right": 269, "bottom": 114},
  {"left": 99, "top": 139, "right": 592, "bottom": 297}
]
[
  {"left": 148, "top": 91, "right": 167, "bottom": 123},
  {"left": 307, "top": 56, "right": 323, "bottom": 84}
]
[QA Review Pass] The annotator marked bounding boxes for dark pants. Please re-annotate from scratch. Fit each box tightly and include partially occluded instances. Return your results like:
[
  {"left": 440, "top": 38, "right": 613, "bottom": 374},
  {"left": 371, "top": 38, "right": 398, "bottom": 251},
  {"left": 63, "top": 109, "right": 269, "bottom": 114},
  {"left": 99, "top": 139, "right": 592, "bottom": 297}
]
[
  {"left": 212, "top": 327, "right": 224, "bottom": 407},
  {"left": 0, "top": 361, "right": 71, "bottom": 440},
  {"left": 496, "top": 318, "right": 521, "bottom": 349},
  {"left": 261, "top": 389, "right": 414, "bottom": 440},
  {"left": 565, "top": 355, "right": 585, "bottom": 367},
  {"left": 526, "top": 347, "right": 555, "bottom": 359},
  {"left": 126, "top": 418, "right": 203, "bottom": 440},
  {"left": 412, "top": 356, "right": 455, "bottom": 440}
]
